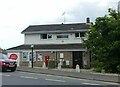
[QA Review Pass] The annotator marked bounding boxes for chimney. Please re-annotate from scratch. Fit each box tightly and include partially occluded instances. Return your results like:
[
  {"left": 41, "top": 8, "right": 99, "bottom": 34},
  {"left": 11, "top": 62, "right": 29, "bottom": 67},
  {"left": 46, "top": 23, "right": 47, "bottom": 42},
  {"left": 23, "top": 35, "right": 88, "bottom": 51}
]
[
  {"left": 118, "top": 1, "right": 120, "bottom": 13},
  {"left": 86, "top": 17, "right": 90, "bottom": 23}
]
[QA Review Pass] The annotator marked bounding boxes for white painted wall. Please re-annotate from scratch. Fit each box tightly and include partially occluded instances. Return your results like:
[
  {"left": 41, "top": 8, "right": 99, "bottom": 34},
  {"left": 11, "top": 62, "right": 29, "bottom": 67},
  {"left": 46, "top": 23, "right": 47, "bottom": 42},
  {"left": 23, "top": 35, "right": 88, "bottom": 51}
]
[{"left": 24, "top": 33, "right": 84, "bottom": 45}]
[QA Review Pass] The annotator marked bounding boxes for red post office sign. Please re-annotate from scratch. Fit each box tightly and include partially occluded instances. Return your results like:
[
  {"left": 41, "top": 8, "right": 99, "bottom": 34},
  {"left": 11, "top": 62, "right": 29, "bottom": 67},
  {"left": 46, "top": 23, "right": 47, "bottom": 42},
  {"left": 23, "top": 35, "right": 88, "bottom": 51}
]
[{"left": 10, "top": 54, "right": 18, "bottom": 60}]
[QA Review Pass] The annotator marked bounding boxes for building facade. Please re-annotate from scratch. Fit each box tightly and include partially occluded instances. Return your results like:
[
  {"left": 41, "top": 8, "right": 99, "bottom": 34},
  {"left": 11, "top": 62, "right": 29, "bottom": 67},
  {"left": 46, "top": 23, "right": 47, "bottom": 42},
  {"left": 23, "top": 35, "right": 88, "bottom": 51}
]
[{"left": 7, "top": 22, "right": 91, "bottom": 69}]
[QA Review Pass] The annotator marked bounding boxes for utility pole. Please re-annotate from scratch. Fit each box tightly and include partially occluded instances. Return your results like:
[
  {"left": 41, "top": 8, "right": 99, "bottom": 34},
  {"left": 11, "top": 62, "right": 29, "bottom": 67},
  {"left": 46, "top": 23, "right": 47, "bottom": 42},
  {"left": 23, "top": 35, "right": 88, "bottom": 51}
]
[{"left": 31, "top": 45, "right": 34, "bottom": 68}]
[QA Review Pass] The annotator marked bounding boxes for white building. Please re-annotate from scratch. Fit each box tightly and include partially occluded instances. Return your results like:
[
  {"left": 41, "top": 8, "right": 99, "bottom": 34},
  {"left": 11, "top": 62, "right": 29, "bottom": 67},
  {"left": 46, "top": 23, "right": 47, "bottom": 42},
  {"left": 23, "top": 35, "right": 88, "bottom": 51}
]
[{"left": 7, "top": 18, "right": 91, "bottom": 68}]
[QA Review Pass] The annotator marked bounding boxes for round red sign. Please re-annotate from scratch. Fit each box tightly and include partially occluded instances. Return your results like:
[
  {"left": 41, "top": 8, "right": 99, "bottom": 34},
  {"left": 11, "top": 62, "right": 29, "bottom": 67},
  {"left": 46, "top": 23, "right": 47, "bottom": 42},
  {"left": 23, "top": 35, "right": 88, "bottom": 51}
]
[{"left": 10, "top": 54, "right": 18, "bottom": 60}]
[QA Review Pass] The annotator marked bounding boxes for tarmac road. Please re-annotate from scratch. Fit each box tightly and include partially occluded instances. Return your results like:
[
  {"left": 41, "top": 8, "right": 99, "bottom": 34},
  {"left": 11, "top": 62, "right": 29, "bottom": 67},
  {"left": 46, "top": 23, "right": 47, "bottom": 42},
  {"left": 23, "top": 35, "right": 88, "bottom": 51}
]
[{"left": 1, "top": 71, "right": 118, "bottom": 86}]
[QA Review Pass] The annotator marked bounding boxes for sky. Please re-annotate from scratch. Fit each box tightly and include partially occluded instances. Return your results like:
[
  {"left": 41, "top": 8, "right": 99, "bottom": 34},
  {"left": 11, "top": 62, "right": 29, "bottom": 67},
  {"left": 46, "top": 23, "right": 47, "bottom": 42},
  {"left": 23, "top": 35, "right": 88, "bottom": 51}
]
[{"left": 0, "top": 0, "right": 119, "bottom": 49}]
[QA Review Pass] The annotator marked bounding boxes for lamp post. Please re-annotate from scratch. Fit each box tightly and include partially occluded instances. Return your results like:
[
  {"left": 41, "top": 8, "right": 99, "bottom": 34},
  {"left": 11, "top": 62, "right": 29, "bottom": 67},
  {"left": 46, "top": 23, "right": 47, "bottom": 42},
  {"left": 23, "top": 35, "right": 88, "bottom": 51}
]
[{"left": 31, "top": 44, "right": 34, "bottom": 68}]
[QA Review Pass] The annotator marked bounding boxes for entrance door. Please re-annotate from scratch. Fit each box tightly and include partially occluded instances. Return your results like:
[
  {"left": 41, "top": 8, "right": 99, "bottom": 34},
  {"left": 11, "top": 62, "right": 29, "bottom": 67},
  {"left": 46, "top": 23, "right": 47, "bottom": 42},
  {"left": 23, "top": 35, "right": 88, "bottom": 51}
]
[{"left": 73, "top": 51, "right": 83, "bottom": 68}]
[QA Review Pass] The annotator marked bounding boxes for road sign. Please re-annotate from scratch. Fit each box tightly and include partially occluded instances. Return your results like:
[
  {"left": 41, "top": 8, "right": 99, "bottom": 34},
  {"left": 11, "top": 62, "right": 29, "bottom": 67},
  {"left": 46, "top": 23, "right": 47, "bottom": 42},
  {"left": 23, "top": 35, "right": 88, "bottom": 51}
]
[{"left": 10, "top": 54, "right": 18, "bottom": 60}]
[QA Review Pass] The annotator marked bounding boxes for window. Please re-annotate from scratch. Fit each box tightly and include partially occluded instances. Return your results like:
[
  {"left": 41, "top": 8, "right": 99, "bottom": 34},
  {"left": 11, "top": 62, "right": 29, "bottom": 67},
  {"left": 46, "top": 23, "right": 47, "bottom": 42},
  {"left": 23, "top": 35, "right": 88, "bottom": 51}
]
[
  {"left": 41, "top": 34, "right": 52, "bottom": 39},
  {"left": 22, "top": 52, "right": 36, "bottom": 62},
  {"left": 41, "top": 34, "right": 47, "bottom": 39},
  {"left": 29, "top": 52, "right": 36, "bottom": 62},
  {"left": 22, "top": 52, "right": 29, "bottom": 61},
  {"left": 48, "top": 34, "right": 52, "bottom": 39},
  {"left": 60, "top": 53, "right": 64, "bottom": 58},
  {"left": 75, "top": 32, "right": 86, "bottom": 38},
  {"left": 57, "top": 34, "right": 68, "bottom": 39},
  {"left": 75, "top": 33, "right": 80, "bottom": 38},
  {"left": 80, "top": 32, "right": 86, "bottom": 37}
]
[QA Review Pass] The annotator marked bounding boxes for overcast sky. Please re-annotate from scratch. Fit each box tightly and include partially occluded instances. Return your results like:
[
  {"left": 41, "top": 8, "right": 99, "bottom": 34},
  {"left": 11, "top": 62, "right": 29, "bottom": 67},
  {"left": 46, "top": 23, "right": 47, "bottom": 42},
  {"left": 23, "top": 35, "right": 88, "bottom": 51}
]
[{"left": 0, "top": 0, "right": 119, "bottom": 49}]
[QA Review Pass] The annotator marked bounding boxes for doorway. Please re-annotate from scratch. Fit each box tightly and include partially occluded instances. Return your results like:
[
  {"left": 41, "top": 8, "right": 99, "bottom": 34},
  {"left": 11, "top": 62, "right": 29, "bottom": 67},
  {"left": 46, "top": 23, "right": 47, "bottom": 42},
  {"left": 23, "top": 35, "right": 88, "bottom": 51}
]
[{"left": 73, "top": 51, "right": 83, "bottom": 68}]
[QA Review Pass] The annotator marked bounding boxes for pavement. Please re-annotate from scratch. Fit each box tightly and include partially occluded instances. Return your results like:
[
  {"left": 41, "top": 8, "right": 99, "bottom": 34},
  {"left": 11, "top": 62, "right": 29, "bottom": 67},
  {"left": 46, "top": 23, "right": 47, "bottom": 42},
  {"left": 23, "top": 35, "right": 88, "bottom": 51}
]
[{"left": 17, "top": 66, "right": 120, "bottom": 84}]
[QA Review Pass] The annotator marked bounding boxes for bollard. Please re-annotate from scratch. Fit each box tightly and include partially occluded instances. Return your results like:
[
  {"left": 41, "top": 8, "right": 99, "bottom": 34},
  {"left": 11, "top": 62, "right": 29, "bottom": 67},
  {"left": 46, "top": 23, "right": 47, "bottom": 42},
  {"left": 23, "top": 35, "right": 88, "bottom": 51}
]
[
  {"left": 28, "top": 61, "right": 31, "bottom": 67},
  {"left": 57, "top": 63, "right": 61, "bottom": 70},
  {"left": 76, "top": 64, "right": 80, "bottom": 72},
  {"left": 42, "top": 62, "right": 46, "bottom": 69}
]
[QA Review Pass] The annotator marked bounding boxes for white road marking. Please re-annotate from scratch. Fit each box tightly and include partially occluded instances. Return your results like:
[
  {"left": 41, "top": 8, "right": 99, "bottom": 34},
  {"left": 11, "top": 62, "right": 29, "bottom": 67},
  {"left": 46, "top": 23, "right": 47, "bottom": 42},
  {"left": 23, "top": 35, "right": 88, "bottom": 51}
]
[
  {"left": 20, "top": 76, "right": 38, "bottom": 79},
  {"left": 82, "top": 82, "right": 100, "bottom": 85},
  {"left": 18, "top": 72, "right": 118, "bottom": 85},
  {"left": 19, "top": 72, "right": 32, "bottom": 74},
  {"left": 3, "top": 75, "right": 11, "bottom": 77},
  {"left": 19, "top": 72, "right": 46, "bottom": 76},
  {"left": 45, "top": 78, "right": 66, "bottom": 83}
]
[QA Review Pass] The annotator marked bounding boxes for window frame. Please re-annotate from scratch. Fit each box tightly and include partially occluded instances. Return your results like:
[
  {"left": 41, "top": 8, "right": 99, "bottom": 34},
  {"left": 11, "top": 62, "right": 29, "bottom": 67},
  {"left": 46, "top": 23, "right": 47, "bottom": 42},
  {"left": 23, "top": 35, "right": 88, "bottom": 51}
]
[
  {"left": 41, "top": 34, "right": 47, "bottom": 39},
  {"left": 75, "top": 32, "right": 80, "bottom": 38},
  {"left": 56, "top": 34, "right": 69, "bottom": 39},
  {"left": 80, "top": 32, "right": 86, "bottom": 37},
  {"left": 47, "top": 34, "right": 52, "bottom": 39},
  {"left": 40, "top": 34, "right": 52, "bottom": 39},
  {"left": 75, "top": 32, "right": 86, "bottom": 38}
]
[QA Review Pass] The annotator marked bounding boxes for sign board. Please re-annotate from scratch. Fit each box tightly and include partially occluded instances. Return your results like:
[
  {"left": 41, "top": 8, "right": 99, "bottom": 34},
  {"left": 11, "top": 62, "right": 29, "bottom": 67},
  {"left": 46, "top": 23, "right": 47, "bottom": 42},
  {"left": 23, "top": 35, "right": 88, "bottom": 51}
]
[
  {"left": 8, "top": 53, "right": 20, "bottom": 67},
  {"left": 10, "top": 54, "right": 18, "bottom": 60},
  {"left": 37, "top": 53, "right": 42, "bottom": 61},
  {"left": 60, "top": 53, "right": 64, "bottom": 58},
  {"left": 66, "top": 60, "right": 69, "bottom": 65}
]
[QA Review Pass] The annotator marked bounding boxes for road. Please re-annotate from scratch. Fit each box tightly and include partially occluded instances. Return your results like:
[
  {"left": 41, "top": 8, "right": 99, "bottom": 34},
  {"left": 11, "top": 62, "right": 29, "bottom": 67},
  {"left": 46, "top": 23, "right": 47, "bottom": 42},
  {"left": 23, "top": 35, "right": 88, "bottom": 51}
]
[{"left": 0, "top": 71, "right": 118, "bottom": 86}]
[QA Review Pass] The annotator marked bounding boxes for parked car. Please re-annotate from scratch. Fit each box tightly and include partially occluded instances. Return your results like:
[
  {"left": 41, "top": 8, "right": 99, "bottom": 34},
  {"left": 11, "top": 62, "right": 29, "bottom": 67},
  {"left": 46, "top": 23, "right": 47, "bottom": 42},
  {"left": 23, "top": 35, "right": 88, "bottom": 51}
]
[{"left": 0, "top": 53, "right": 17, "bottom": 72}]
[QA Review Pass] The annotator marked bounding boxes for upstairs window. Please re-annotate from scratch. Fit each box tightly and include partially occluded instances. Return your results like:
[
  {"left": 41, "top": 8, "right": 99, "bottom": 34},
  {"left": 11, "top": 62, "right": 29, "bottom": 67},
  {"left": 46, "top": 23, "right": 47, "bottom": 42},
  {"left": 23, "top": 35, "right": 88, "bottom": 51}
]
[
  {"left": 41, "top": 34, "right": 47, "bottom": 39},
  {"left": 80, "top": 32, "right": 86, "bottom": 37},
  {"left": 48, "top": 34, "right": 52, "bottom": 39},
  {"left": 75, "top": 32, "right": 86, "bottom": 38},
  {"left": 57, "top": 34, "right": 68, "bottom": 39},
  {"left": 75, "top": 33, "right": 80, "bottom": 38},
  {"left": 41, "top": 34, "right": 52, "bottom": 39}
]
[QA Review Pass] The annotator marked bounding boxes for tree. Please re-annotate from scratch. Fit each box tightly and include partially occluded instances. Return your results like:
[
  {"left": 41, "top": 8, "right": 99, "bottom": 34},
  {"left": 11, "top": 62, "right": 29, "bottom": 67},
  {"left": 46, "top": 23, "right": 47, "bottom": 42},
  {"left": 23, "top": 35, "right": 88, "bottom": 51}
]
[{"left": 84, "top": 8, "right": 120, "bottom": 73}]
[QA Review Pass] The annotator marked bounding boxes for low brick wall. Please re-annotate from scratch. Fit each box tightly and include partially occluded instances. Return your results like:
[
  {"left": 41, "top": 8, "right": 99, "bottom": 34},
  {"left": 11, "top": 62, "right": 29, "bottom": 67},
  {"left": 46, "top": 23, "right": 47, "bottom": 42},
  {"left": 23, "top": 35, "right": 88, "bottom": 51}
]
[{"left": 20, "top": 61, "right": 43, "bottom": 67}]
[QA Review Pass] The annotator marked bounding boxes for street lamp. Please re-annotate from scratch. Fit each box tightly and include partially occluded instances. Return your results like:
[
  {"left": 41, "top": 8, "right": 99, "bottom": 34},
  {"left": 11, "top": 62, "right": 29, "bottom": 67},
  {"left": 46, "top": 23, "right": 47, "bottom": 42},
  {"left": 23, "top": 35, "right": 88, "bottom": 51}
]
[{"left": 31, "top": 44, "right": 34, "bottom": 68}]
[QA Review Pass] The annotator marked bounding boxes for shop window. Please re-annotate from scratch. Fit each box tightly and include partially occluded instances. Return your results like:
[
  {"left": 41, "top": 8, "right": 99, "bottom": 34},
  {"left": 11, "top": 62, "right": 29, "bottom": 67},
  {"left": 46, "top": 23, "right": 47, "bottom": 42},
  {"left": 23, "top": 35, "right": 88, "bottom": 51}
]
[{"left": 22, "top": 51, "right": 36, "bottom": 62}]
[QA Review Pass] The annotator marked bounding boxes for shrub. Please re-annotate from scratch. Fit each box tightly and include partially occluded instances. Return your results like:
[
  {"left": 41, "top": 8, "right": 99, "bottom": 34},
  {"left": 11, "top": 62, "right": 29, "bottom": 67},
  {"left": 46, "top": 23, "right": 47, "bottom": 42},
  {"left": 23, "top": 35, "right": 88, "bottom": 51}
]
[
  {"left": 117, "top": 65, "right": 120, "bottom": 73},
  {"left": 93, "top": 67, "right": 102, "bottom": 72},
  {"left": 48, "top": 60, "right": 56, "bottom": 69}
]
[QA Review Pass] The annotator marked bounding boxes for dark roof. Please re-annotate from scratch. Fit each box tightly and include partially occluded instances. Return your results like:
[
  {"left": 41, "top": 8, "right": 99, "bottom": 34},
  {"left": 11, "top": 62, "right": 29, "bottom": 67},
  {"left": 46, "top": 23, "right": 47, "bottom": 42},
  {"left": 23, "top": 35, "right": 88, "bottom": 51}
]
[
  {"left": 21, "top": 23, "right": 90, "bottom": 33},
  {"left": 7, "top": 44, "right": 86, "bottom": 51}
]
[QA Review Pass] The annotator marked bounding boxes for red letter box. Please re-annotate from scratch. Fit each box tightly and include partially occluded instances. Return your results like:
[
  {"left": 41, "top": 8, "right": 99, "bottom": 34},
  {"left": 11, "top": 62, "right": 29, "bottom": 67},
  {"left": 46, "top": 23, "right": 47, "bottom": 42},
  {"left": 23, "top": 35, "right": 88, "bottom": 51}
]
[{"left": 45, "top": 56, "right": 50, "bottom": 67}]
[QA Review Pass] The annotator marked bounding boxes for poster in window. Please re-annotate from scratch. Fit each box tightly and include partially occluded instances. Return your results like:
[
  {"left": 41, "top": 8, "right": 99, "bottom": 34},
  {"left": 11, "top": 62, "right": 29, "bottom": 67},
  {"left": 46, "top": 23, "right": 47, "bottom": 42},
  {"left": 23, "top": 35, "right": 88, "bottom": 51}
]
[
  {"left": 60, "top": 53, "right": 64, "bottom": 58},
  {"left": 66, "top": 60, "right": 70, "bottom": 65},
  {"left": 29, "top": 52, "right": 36, "bottom": 62},
  {"left": 37, "top": 53, "right": 42, "bottom": 61},
  {"left": 29, "top": 52, "right": 32, "bottom": 61},
  {"left": 22, "top": 52, "right": 29, "bottom": 61},
  {"left": 33, "top": 52, "right": 36, "bottom": 61}
]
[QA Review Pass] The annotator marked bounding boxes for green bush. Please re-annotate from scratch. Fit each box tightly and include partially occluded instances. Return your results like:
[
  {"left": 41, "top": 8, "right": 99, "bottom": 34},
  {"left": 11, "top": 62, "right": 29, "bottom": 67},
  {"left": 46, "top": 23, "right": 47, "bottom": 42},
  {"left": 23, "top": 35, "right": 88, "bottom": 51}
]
[
  {"left": 48, "top": 60, "right": 56, "bottom": 69},
  {"left": 93, "top": 67, "right": 102, "bottom": 72},
  {"left": 117, "top": 65, "right": 120, "bottom": 73}
]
